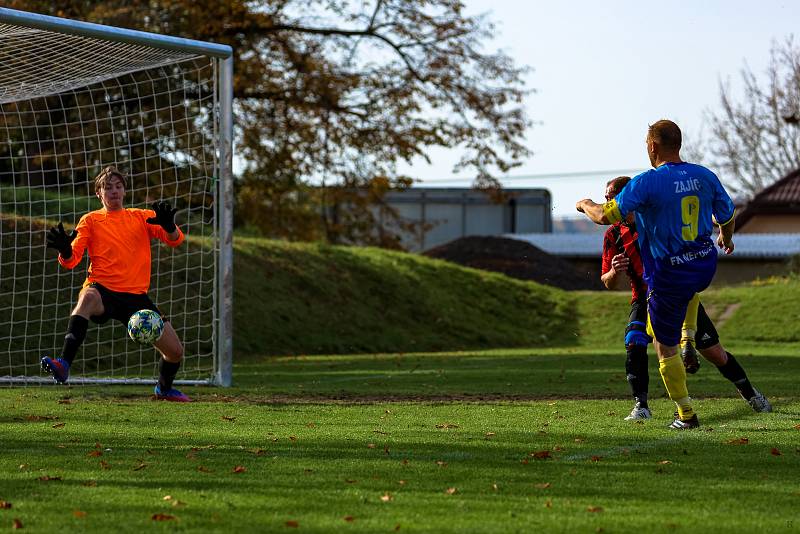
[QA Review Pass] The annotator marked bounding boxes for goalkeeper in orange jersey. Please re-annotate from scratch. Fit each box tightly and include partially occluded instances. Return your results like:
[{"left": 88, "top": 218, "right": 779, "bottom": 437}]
[{"left": 42, "top": 165, "right": 191, "bottom": 402}]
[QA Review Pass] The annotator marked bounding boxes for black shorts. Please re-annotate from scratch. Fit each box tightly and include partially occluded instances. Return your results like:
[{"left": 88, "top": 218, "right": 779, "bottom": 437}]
[
  {"left": 695, "top": 303, "right": 719, "bottom": 350},
  {"left": 87, "top": 282, "right": 165, "bottom": 325}
]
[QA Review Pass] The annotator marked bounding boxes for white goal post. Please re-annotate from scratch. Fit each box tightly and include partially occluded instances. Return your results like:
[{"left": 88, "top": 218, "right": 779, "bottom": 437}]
[{"left": 0, "top": 8, "right": 233, "bottom": 386}]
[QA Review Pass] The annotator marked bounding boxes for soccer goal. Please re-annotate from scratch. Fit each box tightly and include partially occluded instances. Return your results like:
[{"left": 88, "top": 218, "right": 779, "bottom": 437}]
[{"left": 0, "top": 8, "right": 233, "bottom": 386}]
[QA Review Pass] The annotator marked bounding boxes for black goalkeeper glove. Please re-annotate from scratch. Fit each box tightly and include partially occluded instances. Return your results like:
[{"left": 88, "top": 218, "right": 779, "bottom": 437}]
[
  {"left": 46, "top": 222, "right": 77, "bottom": 259},
  {"left": 146, "top": 201, "right": 178, "bottom": 233}
]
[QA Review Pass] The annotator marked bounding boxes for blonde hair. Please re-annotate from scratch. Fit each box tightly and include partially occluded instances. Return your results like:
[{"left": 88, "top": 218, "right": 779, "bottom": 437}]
[{"left": 94, "top": 165, "right": 128, "bottom": 192}]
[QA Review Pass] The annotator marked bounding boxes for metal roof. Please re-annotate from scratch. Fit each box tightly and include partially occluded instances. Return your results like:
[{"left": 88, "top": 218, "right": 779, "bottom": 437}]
[
  {"left": 510, "top": 233, "right": 800, "bottom": 259},
  {"left": 735, "top": 168, "right": 800, "bottom": 229}
]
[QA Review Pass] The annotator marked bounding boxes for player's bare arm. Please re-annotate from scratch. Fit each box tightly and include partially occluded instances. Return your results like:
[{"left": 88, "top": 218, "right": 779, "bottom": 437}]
[
  {"left": 601, "top": 253, "right": 630, "bottom": 289},
  {"left": 576, "top": 199, "right": 612, "bottom": 225},
  {"left": 717, "top": 219, "right": 735, "bottom": 255}
]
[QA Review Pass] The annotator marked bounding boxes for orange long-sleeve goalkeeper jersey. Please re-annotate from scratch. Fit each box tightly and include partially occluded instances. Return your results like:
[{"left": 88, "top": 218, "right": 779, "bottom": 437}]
[{"left": 58, "top": 207, "right": 185, "bottom": 294}]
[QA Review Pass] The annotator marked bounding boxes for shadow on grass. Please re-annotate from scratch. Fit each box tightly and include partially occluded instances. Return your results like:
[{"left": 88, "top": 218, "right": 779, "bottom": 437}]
[{"left": 229, "top": 350, "right": 800, "bottom": 400}]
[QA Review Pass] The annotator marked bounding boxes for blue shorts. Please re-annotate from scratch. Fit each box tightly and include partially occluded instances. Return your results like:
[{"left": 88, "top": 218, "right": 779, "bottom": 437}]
[{"left": 643, "top": 240, "right": 717, "bottom": 346}]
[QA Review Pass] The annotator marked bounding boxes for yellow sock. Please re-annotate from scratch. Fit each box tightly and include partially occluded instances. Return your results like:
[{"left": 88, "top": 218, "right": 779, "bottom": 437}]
[
  {"left": 659, "top": 355, "right": 694, "bottom": 419},
  {"left": 681, "top": 294, "right": 700, "bottom": 345}
]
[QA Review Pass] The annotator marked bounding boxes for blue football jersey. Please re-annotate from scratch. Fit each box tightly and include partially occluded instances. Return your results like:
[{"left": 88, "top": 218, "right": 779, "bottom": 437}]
[{"left": 613, "top": 162, "right": 734, "bottom": 260}]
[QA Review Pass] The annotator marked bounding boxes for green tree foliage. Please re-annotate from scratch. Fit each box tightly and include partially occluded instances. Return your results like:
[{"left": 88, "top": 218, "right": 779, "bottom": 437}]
[{"left": 7, "top": 1, "right": 531, "bottom": 245}]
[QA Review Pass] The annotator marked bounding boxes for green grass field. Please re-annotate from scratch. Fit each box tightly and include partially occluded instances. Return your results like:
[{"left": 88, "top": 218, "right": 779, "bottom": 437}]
[
  {"left": 2, "top": 341, "right": 799, "bottom": 532},
  {"left": 2, "top": 238, "right": 800, "bottom": 532}
]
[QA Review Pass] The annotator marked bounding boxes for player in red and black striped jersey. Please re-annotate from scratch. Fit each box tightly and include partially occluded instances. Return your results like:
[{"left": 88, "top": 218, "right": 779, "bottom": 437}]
[{"left": 601, "top": 176, "right": 771, "bottom": 419}]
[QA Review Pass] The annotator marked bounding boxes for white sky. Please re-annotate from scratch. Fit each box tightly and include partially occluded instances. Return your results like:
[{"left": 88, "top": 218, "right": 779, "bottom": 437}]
[{"left": 399, "top": 0, "right": 800, "bottom": 217}]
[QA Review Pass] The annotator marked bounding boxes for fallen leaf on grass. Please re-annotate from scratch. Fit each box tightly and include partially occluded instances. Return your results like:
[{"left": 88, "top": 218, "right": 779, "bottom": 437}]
[
  {"left": 792, "top": 424, "right": 800, "bottom": 430},
  {"left": 72, "top": 510, "right": 87, "bottom": 518},
  {"left": 531, "top": 450, "right": 552, "bottom": 459},
  {"left": 285, "top": 520, "right": 299, "bottom": 528},
  {"left": 99, "top": 461, "right": 110, "bottom": 470},
  {"left": 289, "top": 436, "right": 297, "bottom": 442},
  {"left": 163, "top": 495, "right": 174, "bottom": 501},
  {"left": 38, "top": 475, "right": 62, "bottom": 482},
  {"left": 590, "top": 456, "right": 602, "bottom": 462},
  {"left": 436, "top": 461, "right": 447, "bottom": 467},
  {"left": 151, "top": 513, "right": 175, "bottom": 521},
  {"left": 485, "top": 432, "right": 496, "bottom": 438},
  {"left": 58, "top": 399, "right": 72, "bottom": 404},
  {"left": 133, "top": 462, "right": 147, "bottom": 471},
  {"left": 0, "top": 501, "right": 11, "bottom": 509},
  {"left": 52, "top": 422, "right": 65, "bottom": 429},
  {"left": 535, "top": 483, "right": 551, "bottom": 489},
  {"left": 445, "top": 487, "right": 457, "bottom": 495},
  {"left": 25, "top": 415, "right": 58, "bottom": 422},
  {"left": 251, "top": 448, "right": 266, "bottom": 456},
  {"left": 345, "top": 479, "right": 357, "bottom": 484},
  {"left": 221, "top": 415, "right": 236, "bottom": 422},
  {"left": 553, "top": 446, "right": 565, "bottom": 452},
  {"left": 658, "top": 460, "right": 672, "bottom": 465},
  {"left": 197, "top": 466, "right": 212, "bottom": 473},
  {"left": 87, "top": 450, "right": 102, "bottom": 457},
  {"left": 492, "top": 483, "right": 498, "bottom": 491},
  {"left": 435, "top": 423, "right": 459, "bottom": 429},
  {"left": 544, "top": 499, "right": 552, "bottom": 508},
  {"left": 12, "top": 519, "right": 22, "bottom": 529},
  {"left": 343, "top": 516, "right": 355, "bottom": 522},
  {"left": 233, "top": 466, "right": 246, "bottom": 474},
  {"left": 771, "top": 448, "right": 782, "bottom": 456},
  {"left": 367, "top": 443, "right": 376, "bottom": 449},
  {"left": 726, "top": 437, "right": 749, "bottom": 445},
  {"left": 373, "top": 430, "right": 389, "bottom": 435},
  {"left": 398, "top": 480, "right": 406, "bottom": 486},
  {"left": 82, "top": 481, "right": 97, "bottom": 487},
  {"left": 587, "top": 506, "right": 603, "bottom": 513},
  {"left": 380, "top": 493, "right": 393, "bottom": 502},
  {"left": 574, "top": 438, "right": 585, "bottom": 443}
]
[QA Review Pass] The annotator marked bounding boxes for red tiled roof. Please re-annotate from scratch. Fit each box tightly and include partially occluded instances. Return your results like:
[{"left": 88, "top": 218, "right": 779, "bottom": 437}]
[{"left": 735, "top": 168, "right": 800, "bottom": 230}]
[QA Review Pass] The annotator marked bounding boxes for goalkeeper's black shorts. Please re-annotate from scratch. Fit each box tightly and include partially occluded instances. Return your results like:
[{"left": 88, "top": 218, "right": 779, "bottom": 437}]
[{"left": 87, "top": 282, "right": 165, "bottom": 325}]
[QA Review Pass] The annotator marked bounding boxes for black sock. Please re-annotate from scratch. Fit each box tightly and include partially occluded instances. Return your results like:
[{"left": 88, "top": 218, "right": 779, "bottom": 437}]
[
  {"left": 157, "top": 358, "right": 181, "bottom": 392},
  {"left": 717, "top": 352, "right": 756, "bottom": 399},
  {"left": 626, "top": 344, "right": 650, "bottom": 407},
  {"left": 61, "top": 315, "right": 89, "bottom": 365}
]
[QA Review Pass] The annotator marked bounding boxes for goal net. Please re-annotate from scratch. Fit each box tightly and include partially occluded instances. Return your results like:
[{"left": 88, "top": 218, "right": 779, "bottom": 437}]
[{"left": 0, "top": 8, "right": 233, "bottom": 386}]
